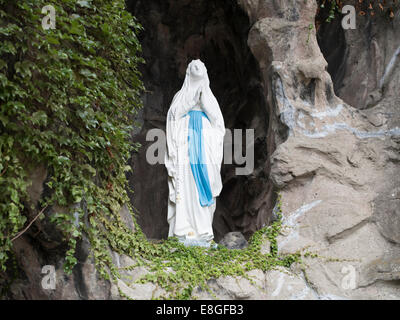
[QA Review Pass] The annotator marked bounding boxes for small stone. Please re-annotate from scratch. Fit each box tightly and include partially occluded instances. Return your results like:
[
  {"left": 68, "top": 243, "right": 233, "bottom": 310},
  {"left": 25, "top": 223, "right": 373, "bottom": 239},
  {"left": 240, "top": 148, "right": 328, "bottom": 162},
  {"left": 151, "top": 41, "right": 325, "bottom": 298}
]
[{"left": 219, "top": 232, "right": 248, "bottom": 250}]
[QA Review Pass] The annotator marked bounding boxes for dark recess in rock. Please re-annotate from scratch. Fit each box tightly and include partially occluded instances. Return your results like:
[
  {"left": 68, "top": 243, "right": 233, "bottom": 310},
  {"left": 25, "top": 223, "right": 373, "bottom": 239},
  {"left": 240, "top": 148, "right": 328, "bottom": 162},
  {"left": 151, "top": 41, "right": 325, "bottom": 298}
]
[
  {"left": 125, "top": 0, "right": 276, "bottom": 241},
  {"left": 316, "top": 6, "right": 347, "bottom": 96}
]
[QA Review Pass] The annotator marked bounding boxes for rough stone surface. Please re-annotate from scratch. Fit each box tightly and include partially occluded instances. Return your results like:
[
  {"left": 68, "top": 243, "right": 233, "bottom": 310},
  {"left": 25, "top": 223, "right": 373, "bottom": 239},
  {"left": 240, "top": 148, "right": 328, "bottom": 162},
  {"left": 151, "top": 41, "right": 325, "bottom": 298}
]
[
  {"left": 264, "top": 268, "right": 317, "bottom": 300},
  {"left": 111, "top": 279, "right": 158, "bottom": 300},
  {"left": 193, "top": 269, "right": 268, "bottom": 300},
  {"left": 109, "top": 252, "right": 167, "bottom": 300},
  {"left": 260, "top": 238, "right": 271, "bottom": 255},
  {"left": 118, "top": 204, "right": 136, "bottom": 232}
]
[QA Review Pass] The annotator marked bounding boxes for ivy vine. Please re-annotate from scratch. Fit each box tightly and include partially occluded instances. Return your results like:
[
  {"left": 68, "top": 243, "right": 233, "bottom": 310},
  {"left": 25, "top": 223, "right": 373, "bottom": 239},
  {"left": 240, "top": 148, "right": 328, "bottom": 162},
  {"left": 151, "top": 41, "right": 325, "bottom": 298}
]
[{"left": 0, "top": 0, "right": 144, "bottom": 273}]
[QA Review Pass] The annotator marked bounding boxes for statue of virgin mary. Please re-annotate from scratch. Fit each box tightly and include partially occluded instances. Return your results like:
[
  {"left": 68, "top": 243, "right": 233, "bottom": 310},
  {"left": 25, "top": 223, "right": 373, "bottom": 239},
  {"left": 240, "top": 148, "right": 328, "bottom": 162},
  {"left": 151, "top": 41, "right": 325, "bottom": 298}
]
[{"left": 164, "top": 59, "right": 225, "bottom": 245}]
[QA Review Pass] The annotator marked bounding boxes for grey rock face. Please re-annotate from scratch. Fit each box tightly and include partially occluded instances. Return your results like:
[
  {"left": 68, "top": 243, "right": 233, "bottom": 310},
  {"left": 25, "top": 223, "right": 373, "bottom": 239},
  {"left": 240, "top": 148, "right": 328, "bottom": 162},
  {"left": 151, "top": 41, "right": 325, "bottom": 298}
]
[{"left": 244, "top": 0, "right": 400, "bottom": 299}]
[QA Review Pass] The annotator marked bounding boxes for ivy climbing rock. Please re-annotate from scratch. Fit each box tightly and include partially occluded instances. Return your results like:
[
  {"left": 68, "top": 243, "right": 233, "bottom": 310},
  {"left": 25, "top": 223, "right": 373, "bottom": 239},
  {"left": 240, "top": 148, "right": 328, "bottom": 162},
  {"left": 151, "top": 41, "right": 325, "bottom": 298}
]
[{"left": 0, "top": 0, "right": 144, "bottom": 299}]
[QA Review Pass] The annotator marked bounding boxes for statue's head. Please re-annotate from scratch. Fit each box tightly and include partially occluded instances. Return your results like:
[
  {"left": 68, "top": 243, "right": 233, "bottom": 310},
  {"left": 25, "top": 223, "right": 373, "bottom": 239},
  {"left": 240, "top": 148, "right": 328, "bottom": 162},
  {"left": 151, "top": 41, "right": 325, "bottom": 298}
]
[
  {"left": 170, "top": 58, "right": 219, "bottom": 116},
  {"left": 180, "top": 59, "right": 210, "bottom": 106},
  {"left": 189, "top": 59, "right": 206, "bottom": 79}
]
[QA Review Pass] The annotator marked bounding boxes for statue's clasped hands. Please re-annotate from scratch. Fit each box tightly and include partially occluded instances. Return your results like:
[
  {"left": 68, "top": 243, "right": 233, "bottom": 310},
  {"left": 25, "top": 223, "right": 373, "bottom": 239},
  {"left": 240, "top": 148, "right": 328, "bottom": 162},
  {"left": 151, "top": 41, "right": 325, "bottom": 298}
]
[{"left": 197, "top": 85, "right": 208, "bottom": 106}]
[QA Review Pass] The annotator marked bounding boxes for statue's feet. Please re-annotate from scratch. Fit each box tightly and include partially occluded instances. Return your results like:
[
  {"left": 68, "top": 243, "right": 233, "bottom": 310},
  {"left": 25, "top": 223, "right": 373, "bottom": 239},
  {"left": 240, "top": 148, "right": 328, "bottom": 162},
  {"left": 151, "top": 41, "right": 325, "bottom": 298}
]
[{"left": 177, "top": 232, "right": 216, "bottom": 248}]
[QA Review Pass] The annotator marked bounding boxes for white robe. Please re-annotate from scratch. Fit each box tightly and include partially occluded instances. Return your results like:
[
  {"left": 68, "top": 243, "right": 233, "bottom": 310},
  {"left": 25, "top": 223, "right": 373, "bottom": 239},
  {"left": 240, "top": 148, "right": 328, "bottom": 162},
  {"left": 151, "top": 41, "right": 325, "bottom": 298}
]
[{"left": 165, "top": 60, "right": 225, "bottom": 242}]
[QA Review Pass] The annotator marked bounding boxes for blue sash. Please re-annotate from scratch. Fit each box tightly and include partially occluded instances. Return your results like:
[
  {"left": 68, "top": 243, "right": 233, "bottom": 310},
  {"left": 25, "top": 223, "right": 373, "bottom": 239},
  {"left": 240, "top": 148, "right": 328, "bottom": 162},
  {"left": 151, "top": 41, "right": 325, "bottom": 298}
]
[{"left": 187, "top": 110, "right": 214, "bottom": 207}]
